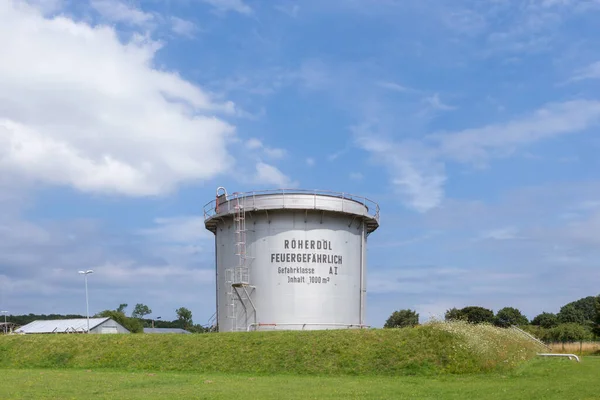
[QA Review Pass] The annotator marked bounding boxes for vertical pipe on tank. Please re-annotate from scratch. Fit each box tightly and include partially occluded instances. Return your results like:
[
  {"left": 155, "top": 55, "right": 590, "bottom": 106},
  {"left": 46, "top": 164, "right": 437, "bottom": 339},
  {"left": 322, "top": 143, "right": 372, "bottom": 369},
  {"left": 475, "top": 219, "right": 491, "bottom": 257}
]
[
  {"left": 359, "top": 220, "right": 366, "bottom": 326},
  {"left": 214, "top": 224, "right": 219, "bottom": 332}
]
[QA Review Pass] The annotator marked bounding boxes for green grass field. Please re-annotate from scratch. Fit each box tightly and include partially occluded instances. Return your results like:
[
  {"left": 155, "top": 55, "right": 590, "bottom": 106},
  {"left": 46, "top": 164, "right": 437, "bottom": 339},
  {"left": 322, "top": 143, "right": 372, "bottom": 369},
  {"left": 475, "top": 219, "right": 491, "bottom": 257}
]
[
  {"left": 0, "top": 322, "right": 543, "bottom": 375},
  {"left": 3, "top": 323, "right": 587, "bottom": 399},
  {"left": 1, "top": 358, "right": 598, "bottom": 399}
]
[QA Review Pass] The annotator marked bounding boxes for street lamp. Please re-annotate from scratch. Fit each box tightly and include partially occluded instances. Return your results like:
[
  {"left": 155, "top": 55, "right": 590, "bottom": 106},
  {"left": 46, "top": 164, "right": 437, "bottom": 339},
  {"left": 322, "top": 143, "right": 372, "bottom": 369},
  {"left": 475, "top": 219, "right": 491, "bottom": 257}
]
[
  {"left": 1, "top": 311, "right": 7, "bottom": 334},
  {"left": 78, "top": 270, "right": 94, "bottom": 333}
]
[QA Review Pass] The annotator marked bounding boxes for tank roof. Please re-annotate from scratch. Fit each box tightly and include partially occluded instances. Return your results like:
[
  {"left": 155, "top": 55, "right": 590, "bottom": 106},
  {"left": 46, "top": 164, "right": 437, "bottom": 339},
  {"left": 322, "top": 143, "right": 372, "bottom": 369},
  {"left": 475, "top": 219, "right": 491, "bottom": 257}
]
[{"left": 204, "top": 189, "right": 379, "bottom": 234}]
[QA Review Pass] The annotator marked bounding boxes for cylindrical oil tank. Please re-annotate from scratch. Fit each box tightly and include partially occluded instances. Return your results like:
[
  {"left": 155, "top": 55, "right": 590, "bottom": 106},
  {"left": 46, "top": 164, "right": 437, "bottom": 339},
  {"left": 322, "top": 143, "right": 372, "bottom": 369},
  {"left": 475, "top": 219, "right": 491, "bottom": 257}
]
[{"left": 204, "top": 189, "right": 380, "bottom": 332}]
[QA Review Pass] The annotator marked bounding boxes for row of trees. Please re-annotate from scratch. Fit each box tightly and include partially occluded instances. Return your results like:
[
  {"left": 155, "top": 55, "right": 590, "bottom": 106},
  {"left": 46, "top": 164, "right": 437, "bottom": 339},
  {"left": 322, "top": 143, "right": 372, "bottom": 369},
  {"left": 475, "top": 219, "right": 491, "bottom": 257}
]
[
  {"left": 7, "top": 303, "right": 211, "bottom": 334},
  {"left": 95, "top": 303, "right": 210, "bottom": 333},
  {"left": 383, "top": 306, "right": 530, "bottom": 329},
  {"left": 384, "top": 295, "right": 600, "bottom": 342},
  {"left": 7, "top": 313, "right": 86, "bottom": 327}
]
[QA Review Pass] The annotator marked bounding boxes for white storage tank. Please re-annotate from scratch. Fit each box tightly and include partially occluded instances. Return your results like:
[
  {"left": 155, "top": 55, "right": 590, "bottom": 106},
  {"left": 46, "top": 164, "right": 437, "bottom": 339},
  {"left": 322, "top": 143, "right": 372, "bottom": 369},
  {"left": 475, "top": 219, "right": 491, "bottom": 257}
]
[{"left": 204, "top": 188, "right": 380, "bottom": 332}]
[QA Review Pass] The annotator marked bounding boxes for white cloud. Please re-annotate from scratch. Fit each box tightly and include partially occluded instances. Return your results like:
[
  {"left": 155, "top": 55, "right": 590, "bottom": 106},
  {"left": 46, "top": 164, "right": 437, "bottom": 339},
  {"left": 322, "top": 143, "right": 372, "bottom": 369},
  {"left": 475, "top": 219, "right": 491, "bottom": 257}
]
[
  {"left": 424, "top": 93, "right": 455, "bottom": 111},
  {"left": 200, "top": 0, "right": 252, "bottom": 14},
  {"left": 306, "top": 157, "right": 315, "bottom": 166},
  {"left": 245, "top": 138, "right": 263, "bottom": 150},
  {"left": 564, "top": 211, "right": 600, "bottom": 246},
  {"left": 138, "top": 216, "right": 213, "bottom": 243},
  {"left": 376, "top": 81, "right": 412, "bottom": 93},
  {"left": 478, "top": 227, "right": 521, "bottom": 241},
  {"left": 252, "top": 162, "right": 296, "bottom": 187},
  {"left": 0, "top": 2, "right": 236, "bottom": 196},
  {"left": 90, "top": 0, "right": 153, "bottom": 26},
  {"left": 575, "top": 200, "right": 600, "bottom": 210},
  {"left": 170, "top": 16, "right": 197, "bottom": 38},
  {"left": 24, "top": 0, "right": 64, "bottom": 14},
  {"left": 433, "top": 100, "right": 600, "bottom": 164},
  {"left": 368, "top": 267, "right": 470, "bottom": 295},
  {"left": 245, "top": 138, "right": 287, "bottom": 159},
  {"left": 96, "top": 260, "right": 213, "bottom": 284},
  {"left": 357, "top": 100, "right": 600, "bottom": 212},
  {"left": 443, "top": 9, "right": 487, "bottom": 35},
  {"left": 355, "top": 133, "right": 446, "bottom": 213},
  {"left": 263, "top": 147, "right": 287, "bottom": 159},
  {"left": 570, "top": 61, "right": 600, "bottom": 82},
  {"left": 349, "top": 172, "right": 363, "bottom": 181},
  {"left": 327, "top": 147, "right": 349, "bottom": 161},
  {"left": 0, "top": 208, "right": 218, "bottom": 319},
  {"left": 275, "top": 3, "right": 299, "bottom": 18}
]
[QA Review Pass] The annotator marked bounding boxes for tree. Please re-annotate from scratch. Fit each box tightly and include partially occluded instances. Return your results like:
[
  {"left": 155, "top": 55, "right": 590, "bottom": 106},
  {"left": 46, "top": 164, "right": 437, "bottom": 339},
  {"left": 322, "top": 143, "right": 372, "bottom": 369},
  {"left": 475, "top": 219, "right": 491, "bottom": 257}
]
[
  {"left": 384, "top": 309, "right": 419, "bottom": 328},
  {"left": 116, "top": 303, "right": 128, "bottom": 314},
  {"left": 547, "top": 323, "right": 592, "bottom": 343},
  {"left": 593, "top": 296, "right": 600, "bottom": 338},
  {"left": 557, "top": 304, "right": 586, "bottom": 325},
  {"left": 176, "top": 307, "right": 193, "bottom": 329},
  {"left": 495, "top": 307, "right": 528, "bottom": 327},
  {"left": 187, "top": 324, "right": 209, "bottom": 333},
  {"left": 559, "top": 296, "right": 597, "bottom": 323},
  {"left": 444, "top": 308, "right": 466, "bottom": 321},
  {"left": 95, "top": 309, "right": 143, "bottom": 333},
  {"left": 531, "top": 312, "right": 559, "bottom": 329},
  {"left": 459, "top": 306, "right": 495, "bottom": 324},
  {"left": 131, "top": 303, "right": 152, "bottom": 319}
]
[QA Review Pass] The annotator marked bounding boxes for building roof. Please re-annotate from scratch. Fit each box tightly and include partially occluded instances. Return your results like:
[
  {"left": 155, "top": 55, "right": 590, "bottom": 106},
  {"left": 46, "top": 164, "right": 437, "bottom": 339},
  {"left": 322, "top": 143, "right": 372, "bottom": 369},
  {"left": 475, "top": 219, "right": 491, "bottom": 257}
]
[
  {"left": 15, "top": 318, "right": 110, "bottom": 334},
  {"left": 143, "top": 328, "right": 191, "bottom": 334}
]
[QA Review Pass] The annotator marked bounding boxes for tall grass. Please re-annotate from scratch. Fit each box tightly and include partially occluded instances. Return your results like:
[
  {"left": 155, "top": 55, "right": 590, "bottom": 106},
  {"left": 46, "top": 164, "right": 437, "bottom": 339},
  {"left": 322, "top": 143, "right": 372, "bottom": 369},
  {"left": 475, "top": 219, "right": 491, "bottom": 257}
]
[
  {"left": 428, "top": 321, "right": 543, "bottom": 371},
  {"left": 0, "top": 322, "right": 544, "bottom": 375}
]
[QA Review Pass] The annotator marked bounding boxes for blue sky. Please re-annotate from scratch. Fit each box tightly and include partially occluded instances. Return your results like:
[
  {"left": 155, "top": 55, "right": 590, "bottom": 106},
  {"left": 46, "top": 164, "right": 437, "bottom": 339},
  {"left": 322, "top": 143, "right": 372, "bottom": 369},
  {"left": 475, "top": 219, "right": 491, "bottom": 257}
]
[{"left": 1, "top": 0, "right": 599, "bottom": 327}]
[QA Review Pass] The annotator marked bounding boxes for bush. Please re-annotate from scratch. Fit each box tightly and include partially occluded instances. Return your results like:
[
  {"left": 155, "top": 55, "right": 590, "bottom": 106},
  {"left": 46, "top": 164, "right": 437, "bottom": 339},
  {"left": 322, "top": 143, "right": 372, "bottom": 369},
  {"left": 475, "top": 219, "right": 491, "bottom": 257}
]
[
  {"left": 558, "top": 304, "right": 587, "bottom": 325},
  {"left": 593, "top": 296, "right": 600, "bottom": 338},
  {"left": 460, "top": 307, "right": 495, "bottom": 324},
  {"left": 558, "top": 296, "right": 598, "bottom": 324},
  {"left": 384, "top": 309, "right": 419, "bottom": 328},
  {"left": 531, "top": 312, "right": 559, "bottom": 329},
  {"left": 445, "top": 308, "right": 466, "bottom": 322},
  {"left": 495, "top": 307, "right": 528, "bottom": 327},
  {"left": 445, "top": 307, "right": 494, "bottom": 324},
  {"left": 547, "top": 323, "right": 593, "bottom": 343}
]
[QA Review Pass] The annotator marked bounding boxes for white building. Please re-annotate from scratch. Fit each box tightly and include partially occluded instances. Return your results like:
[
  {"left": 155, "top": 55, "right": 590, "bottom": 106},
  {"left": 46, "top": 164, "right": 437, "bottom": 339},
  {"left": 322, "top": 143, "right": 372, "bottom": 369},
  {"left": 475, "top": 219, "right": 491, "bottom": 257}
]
[{"left": 15, "top": 318, "right": 130, "bottom": 334}]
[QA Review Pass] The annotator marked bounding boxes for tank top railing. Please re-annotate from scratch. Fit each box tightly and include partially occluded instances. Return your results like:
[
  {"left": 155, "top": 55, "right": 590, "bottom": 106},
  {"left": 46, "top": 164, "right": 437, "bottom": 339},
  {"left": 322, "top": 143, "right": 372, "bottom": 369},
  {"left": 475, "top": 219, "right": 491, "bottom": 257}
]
[{"left": 203, "top": 189, "right": 380, "bottom": 222}]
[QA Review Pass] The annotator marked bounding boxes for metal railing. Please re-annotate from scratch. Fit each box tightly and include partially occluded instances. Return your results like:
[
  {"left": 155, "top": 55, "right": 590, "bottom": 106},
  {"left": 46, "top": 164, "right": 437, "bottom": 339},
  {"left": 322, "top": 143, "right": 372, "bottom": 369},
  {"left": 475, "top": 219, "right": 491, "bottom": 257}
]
[
  {"left": 510, "top": 325, "right": 550, "bottom": 350},
  {"left": 537, "top": 353, "right": 580, "bottom": 362},
  {"left": 203, "top": 189, "right": 380, "bottom": 222},
  {"left": 246, "top": 322, "right": 370, "bottom": 331}
]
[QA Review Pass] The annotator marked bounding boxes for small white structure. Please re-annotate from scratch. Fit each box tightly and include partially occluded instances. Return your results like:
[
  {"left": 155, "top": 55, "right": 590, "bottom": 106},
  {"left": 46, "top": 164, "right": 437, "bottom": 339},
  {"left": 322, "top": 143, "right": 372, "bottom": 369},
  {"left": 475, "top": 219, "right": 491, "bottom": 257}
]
[{"left": 15, "top": 318, "right": 129, "bottom": 334}]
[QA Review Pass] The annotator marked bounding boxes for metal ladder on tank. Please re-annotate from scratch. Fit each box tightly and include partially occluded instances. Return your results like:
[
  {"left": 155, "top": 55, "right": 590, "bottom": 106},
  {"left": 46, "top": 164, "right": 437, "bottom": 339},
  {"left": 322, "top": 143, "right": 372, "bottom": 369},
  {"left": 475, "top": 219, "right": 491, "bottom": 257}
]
[{"left": 226, "top": 196, "right": 257, "bottom": 331}]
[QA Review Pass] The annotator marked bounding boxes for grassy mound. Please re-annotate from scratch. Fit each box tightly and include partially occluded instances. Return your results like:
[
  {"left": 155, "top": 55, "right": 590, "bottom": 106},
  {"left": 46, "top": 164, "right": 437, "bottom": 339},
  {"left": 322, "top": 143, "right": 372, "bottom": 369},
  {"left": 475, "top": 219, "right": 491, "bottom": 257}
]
[{"left": 0, "top": 322, "right": 543, "bottom": 375}]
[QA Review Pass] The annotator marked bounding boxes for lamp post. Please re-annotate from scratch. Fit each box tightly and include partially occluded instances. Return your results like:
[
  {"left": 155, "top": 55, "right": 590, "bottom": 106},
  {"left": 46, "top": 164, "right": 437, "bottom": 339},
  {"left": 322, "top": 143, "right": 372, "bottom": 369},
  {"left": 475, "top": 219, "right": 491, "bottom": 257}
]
[
  {"left": 1, "top": 311, "right": 7, "bottom": 334},
  {"left": 78, "top": 270, "right": 94, "bottom": 333}
]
